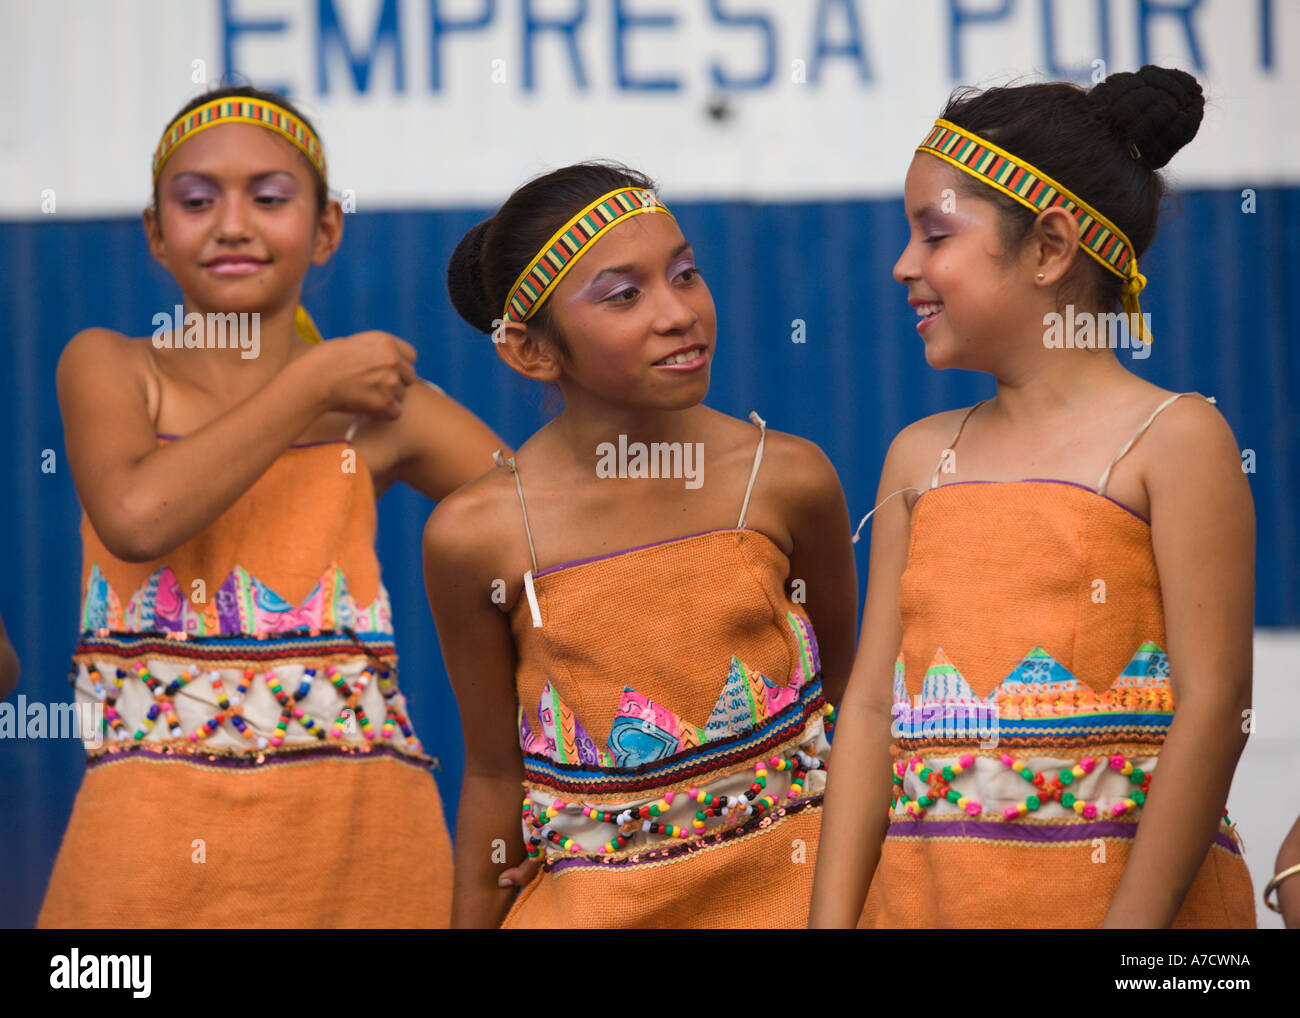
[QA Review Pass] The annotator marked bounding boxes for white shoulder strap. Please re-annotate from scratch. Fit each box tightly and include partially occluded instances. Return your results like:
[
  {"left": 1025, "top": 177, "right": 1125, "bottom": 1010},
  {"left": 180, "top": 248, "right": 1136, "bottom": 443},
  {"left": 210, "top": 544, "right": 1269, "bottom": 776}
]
[
  {"left": 1096, "top": 392, "right": 1216, "bottom": 496},
  {"left": 929, "top": 400, "right": 987, "bottom": 489},
  {"left": 493, "top": 449, "right": 543, "bottom": 628},
  {"left": 737, "top": 411, "right": 767, "bottom": 529}
]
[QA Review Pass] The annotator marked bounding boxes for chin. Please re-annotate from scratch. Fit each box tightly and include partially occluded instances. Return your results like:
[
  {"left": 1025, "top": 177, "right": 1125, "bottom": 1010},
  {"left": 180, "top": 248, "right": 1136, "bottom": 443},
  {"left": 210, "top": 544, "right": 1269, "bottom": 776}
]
[
  {"left": 922, "top": 339, "right": 960, "bottom": 371},
  {"left": 655, "top": 376, "right": 711, "bottom": 412}
]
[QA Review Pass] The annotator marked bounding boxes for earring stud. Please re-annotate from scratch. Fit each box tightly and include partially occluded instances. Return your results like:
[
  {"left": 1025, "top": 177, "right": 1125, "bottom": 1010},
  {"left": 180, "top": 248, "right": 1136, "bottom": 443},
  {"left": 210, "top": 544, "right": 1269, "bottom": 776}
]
[{"left": 1036, "top": 272, "right": 1045, "bottom": 281}]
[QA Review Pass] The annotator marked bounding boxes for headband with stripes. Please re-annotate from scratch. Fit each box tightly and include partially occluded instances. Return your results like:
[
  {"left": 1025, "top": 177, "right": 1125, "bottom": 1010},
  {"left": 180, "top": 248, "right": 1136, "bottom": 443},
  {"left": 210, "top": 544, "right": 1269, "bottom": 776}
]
[
  {"left": 153, "top": 97, "right": 327, "bottom": 184},
  {"left": 917, "top": 118, "right": 1151, "bottom": 345},
  {"left": 502, "top": 187, "right": 677, "bottom": 324},
  {"left": 153, "top": 97, "right": 327, "bottom": 346}
]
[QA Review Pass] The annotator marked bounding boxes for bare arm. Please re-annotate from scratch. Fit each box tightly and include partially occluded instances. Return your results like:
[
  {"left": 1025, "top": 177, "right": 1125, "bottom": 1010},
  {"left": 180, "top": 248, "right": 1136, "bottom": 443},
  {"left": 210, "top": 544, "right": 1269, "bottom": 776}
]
[
  {"left": 1102, "top": 400, "right": 1255, "bottom": 927},
  {"left": 809, "top": 430, "right": 919, "bottom": 927},
  {"left": 780, "top": 436, "right": 857, "bottom": 707},
  {"left": 378, "top": 380, "right": 511, "bottom": 500},
  {"left": 422, "top": 484, "right": 531, "bottom": 928},
  {"left": 58, "top": 329, "right": 417, "bottom": 562}
]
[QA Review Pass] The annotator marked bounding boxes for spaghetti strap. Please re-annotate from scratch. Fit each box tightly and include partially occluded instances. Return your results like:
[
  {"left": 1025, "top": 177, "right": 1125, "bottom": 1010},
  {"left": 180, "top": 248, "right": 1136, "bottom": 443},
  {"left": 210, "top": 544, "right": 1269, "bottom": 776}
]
[
  {"left": 851, "top": 486, "right": 926, "bottom": 544},
  {"left": 929, "top": 400, "right": 987, "bottom": 489},
  {"left": 493, "top": 449, "right": 544, "bottom": 628},
  {"left": 493, "top": 449, "right": 540, "bottom": 576},
  {"left": 736, "top": 411, "right": 767, "bottom": 529},
  {"left": 1096, "top": 392, "right": 1216, "bottom": 496}
]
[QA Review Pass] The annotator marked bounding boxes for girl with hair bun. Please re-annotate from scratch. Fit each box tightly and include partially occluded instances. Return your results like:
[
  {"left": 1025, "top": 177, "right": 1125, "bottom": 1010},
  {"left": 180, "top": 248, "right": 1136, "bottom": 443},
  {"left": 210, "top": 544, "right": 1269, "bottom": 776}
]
[
  {"left": 426, "top": 161, "right": 858, "bottom": 928},
  {"left": 812, "top": 66, "right": 1257, "bottom": 928},
  {"left": 41, "top": 84, "right": 505, "bottom": 928}
]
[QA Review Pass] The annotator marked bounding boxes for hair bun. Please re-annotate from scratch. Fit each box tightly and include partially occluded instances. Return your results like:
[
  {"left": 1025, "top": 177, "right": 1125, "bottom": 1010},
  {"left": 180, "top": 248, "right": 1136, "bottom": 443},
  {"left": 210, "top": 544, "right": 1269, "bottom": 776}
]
[
  {"left": 446, "top": 218, "right": 498, "bottom": 335},
  {"left": 1089, "top": 65, "right": 1204, "bottom": 169}
]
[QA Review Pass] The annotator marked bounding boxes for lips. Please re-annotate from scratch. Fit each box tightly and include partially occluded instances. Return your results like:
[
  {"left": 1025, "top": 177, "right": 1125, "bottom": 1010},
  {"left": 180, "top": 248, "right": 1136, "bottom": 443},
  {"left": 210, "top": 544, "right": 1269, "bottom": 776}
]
[
  {"left": 911, "top": 299, "right": 944, "bottom": 334},
  {"left": 653, "top": 344, "right": 707, "bottom": 366},
  {"left": 204, "top": 255, "right": 268, "bottom": 276}
]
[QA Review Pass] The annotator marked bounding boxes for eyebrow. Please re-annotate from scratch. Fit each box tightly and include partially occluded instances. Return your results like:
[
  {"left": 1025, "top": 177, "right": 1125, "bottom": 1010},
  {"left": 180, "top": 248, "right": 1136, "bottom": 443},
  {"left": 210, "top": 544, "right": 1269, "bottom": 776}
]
[
  {"left": 587, "top": 240, "right": 693, "bottom": 283},
  {"left": 168, "top": 170, "right": 299, "bottom": 185}
]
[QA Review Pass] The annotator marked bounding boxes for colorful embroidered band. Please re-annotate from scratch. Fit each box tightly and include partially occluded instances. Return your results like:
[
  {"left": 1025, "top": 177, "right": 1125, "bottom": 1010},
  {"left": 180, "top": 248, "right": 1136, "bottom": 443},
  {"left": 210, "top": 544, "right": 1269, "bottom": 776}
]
[
  {"left": 918, "top": 118, "right": 1151, "bottom": 345},
  {"left": 152, "top": 97, "right": 328, "bottom": 185},
  {"left": 502, "top": 187, "right": 677, "bottom": 324}
]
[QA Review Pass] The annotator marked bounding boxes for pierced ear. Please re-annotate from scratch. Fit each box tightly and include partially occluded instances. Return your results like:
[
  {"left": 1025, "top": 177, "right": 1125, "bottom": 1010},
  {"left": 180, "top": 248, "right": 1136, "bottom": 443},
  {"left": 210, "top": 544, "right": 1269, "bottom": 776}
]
[{"left": 1031, "top": 206, "right": 1081, "bottom": 285}]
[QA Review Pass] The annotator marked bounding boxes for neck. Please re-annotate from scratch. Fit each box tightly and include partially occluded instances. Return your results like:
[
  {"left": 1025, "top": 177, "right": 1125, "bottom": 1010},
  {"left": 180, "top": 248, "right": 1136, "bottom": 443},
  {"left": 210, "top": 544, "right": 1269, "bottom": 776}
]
[
  {"left": 991, "top": 345, "right": 1136, "bottom": 424},
  {"left": 546, "top": 385, "right": 699, "bottom": 466},
  {"left": 158, "top": 297, "right": 305, "bottom": 389}
]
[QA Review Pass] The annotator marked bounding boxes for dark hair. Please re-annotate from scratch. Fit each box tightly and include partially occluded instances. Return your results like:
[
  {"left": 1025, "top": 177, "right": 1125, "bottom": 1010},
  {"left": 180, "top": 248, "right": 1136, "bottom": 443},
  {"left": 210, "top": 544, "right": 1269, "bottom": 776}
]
[
  {"left": 446, "top": 161, "right": 657, "bottom": 359},
  {"left": 151, "top": 85, "right": 329, "bottom": 213},
  {"left": 939, "top": 65, "right": 1204, "bottom": 311}
]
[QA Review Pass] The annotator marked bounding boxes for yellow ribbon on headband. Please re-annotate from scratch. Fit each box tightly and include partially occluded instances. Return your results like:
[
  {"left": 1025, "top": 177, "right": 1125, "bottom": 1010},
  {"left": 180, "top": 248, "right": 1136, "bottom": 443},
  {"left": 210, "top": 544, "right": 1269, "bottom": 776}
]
[
  {"left": 502, "top": 187, "right": 677, "bottom": 324},
  {"left": 917, "top": 119, "right": 1152, "bottom": 346},
  {"left": 294, "top": 305, "right": 322, "bottom": 345}
]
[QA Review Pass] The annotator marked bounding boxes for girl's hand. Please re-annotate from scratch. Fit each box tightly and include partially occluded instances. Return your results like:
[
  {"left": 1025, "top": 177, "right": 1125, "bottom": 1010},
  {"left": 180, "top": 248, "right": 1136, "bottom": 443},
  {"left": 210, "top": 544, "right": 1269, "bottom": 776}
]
[
  {"left": 306, "top": 331, "right": 418, "bottom": 419},
  {"left": 497, "top": 855, "right": 541, "bottom": 890}
]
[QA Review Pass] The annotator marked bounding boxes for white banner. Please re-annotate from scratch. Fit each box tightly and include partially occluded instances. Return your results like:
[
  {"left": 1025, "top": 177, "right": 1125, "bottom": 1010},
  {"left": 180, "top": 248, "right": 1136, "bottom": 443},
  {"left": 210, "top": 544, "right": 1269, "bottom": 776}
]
[{"left": 3, "top": 0, "right": 1297, "bottom": 218}]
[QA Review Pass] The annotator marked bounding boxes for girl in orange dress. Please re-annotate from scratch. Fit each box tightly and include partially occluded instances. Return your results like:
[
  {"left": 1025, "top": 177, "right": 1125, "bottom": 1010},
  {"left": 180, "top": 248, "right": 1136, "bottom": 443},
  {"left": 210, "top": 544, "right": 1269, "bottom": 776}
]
[
  {"left": 39, "top": 85, "right": 505, "bottom": 928},
  {"left": 811, "top": 66, "right": 1256, "bottom": 928},
  {"left": 424, "top": 162, "right": 859, "bottom": 927}
]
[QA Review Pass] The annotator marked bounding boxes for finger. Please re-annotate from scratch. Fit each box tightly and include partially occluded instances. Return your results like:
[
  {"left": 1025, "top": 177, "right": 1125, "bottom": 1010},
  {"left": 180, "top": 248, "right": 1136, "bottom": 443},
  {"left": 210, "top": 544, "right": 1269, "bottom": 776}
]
[
  {"left": 498, "top": 857, "right": 542, "bottom": 887},
  {"left": 396, "top": 338, "right": 418, "bottom": 363},
  {"left": 396, "top": 358, "right": 418, "bottom": 386}
]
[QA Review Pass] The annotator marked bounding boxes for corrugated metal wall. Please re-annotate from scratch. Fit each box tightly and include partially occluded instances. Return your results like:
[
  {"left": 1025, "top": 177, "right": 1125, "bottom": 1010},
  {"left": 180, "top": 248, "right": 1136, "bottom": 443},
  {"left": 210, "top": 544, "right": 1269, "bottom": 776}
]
[{"left": 2, "top": 189, "right": 1297, "bottom": 926}]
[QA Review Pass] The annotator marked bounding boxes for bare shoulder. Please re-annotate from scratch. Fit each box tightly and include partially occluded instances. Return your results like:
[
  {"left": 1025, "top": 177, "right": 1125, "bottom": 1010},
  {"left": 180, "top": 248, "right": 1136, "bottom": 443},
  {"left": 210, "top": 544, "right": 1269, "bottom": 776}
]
[
  {"left": 1144, "top": 391, "right": 1235, "bottom": 445},
  {"left": 57, "top": 328, "right": 146, "bottom": 387},
  {"left": 1141, "top": 392, "right": 1242, "bottom": 482},
  {"left": 57, "top": 330, "right": 158, "bottom": 435},
  {"left": 884, "top": 405, "right": 980, "bottom": 490},
  {"left": 423, "top": 458, "right": 533, "bottom": 603},
  {"left": 424, "top": 462, "right": 518, "bottom": 558},
  {"left": 754, "top": 427, "right": 842, "bottom": 502}
]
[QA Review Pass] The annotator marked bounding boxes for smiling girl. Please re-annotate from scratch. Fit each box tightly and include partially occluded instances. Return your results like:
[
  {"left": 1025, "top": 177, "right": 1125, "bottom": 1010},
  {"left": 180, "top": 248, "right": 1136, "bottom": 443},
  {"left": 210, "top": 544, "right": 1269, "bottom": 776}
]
[
  {"left": 810, "top": 66, "right": 1256, "bottom": 928},
  {"left": 424, "top": 162, "right": 858, "bottom": 928},
  {"left": 39, "top": 86, "right": 505, "bottom": 928}
]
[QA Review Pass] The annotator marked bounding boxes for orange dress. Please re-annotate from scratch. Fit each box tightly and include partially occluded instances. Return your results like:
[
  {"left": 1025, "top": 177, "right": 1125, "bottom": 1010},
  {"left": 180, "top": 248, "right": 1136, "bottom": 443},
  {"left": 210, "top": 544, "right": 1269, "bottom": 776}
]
[
  {"left": 495, "top": 413, "right": 834, "bottom": 928},
  {"left": 39, "top": 437, "right": 452, "bottom": 928},
  {"left": 861, "top": 393, "right": 1255, "bottom": 928}
]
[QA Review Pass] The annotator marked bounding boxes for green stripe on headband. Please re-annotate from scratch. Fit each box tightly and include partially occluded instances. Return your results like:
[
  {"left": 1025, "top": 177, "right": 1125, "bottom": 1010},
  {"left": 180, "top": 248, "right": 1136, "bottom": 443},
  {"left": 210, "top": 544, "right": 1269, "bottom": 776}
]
[
  {"left": 917, "top": 119, "right": 1150, "bottom": 344},
  {"left": 152, "top": 97, "right": 327, "bottom": 185},
  {"left": 502, "top": 187, "right": 678, "bottom": 324}
]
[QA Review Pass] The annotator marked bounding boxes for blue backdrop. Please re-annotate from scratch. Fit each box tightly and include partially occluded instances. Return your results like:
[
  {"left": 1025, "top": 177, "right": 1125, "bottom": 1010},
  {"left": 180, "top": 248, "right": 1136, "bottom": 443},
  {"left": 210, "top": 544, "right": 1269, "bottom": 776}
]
[{"left": 2, "top": 188, "right": 1297, "bottom": 926}]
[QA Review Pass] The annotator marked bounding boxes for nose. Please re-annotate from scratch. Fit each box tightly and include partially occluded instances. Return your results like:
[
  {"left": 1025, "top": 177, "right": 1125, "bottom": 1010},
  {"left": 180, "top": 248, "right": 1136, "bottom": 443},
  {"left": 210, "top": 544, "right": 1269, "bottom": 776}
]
[
  {"left": 214, "top": 190, "right": 253, "bottom": 243},
  {"left": 893, "top": 235, "right": 920, "bottom": 287},
  {"left": 650, "top": 277, "right": 700, "bottom": 333}
]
